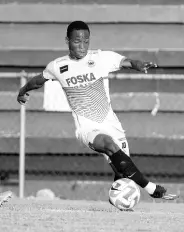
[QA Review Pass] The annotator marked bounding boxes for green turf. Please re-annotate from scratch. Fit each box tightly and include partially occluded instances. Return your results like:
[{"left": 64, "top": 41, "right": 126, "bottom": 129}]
[{"left": 0, "top": 199, "right": 184, "bottom": 232}]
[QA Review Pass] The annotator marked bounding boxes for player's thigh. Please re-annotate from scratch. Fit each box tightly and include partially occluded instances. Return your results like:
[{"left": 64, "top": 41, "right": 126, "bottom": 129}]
[
  {"left": 76, "top": 123, "right": 130, "bottom": 156},
  {"left": 102, "top": 137, "right": 130, "bottom": 164},
  {"left": 86, "top": 127, "right": 130, "bottom": 156}
]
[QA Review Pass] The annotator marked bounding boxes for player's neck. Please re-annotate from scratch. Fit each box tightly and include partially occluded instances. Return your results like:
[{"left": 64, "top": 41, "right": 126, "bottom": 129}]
[
  {"left": 69, "top": 54, "right": 80, "bottom": 60},
  {"left": 69, "top": 53, "right": 88, "bottom": 61}
]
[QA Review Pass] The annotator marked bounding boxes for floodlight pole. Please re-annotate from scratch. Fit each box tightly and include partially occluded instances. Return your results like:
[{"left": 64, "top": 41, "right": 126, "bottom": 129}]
[{"left": 19, "top": 71, "right": 27, "bottom": 198}]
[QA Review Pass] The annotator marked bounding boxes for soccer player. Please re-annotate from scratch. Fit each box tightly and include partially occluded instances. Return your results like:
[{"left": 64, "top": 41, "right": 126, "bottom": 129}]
[{"left": 17, "top": 21, "right": 177, "bottom": 201}]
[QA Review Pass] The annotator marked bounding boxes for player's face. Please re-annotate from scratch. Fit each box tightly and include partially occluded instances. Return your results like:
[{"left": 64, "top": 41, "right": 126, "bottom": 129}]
[{"left": 67, "top": 29, "right": 90, "bottom": 60}]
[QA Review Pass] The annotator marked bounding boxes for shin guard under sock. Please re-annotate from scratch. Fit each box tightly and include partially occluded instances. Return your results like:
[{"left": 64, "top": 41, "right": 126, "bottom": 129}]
[{"left": 110, "top": 149, "right": 148, "bottom": 188}]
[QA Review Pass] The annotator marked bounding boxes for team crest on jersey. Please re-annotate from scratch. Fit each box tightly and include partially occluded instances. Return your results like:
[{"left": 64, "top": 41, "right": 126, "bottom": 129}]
[{"left": 87, "top": 60, "right": 95, "bottom": 67}]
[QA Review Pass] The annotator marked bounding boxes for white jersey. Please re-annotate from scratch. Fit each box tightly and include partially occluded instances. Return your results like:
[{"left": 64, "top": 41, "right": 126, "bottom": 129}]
[{"left": 43, "top": 49, "right": 125, "bottom": 130}]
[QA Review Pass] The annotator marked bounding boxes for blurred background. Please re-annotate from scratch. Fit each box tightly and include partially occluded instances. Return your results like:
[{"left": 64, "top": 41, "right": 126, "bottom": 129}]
[{"left": 0, "top": 0, "right": 184, "bottom": 201}]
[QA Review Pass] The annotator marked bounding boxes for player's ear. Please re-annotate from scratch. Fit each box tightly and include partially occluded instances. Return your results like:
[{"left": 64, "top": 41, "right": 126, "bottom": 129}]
[{"left": 65, "top": 37, "right": 69, "bottom": 46}]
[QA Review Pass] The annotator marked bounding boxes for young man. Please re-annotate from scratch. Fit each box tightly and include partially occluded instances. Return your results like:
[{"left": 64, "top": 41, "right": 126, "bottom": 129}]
[{"left": 17, "top": 21, "right": 177, "bottom": 201}]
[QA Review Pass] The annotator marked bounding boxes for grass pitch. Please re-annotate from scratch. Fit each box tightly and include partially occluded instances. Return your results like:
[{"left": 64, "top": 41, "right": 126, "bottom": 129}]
[{"left": 0, "top": 198, "right": 184, "bottom": 232}]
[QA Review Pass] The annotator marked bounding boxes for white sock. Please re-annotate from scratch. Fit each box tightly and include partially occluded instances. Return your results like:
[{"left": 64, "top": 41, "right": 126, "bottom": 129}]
[{"left": 144, "top": 182, "right": 156, "bottom": 195}]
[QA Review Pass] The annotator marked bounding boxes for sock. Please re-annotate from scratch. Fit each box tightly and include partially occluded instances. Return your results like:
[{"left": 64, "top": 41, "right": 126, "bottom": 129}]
[
  {"left": 114, "top": 174, "right": 120, "bottom": 182},
  {"left": 114, "top": 173, "right": 156, "bottom": 195},
  {"left": 144, "top": 182, "right": 156, "bottom": 195},
  {"left": 110, "top": 149, "right": 149, "bottom": 188}
]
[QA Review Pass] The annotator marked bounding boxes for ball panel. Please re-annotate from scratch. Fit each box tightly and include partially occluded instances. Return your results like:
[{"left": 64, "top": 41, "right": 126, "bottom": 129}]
[
  {"left": 115, "top": 191, "right": 132, "bottom": 209},
  {"left": 112, "top": 178, "right": 130, "bottom": 191},
  {"left": 109, "top": 178, "right": 141, "bottom": 210}
]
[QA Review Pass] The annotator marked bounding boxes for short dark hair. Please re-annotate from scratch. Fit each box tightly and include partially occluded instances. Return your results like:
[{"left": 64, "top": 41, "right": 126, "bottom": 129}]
[{"left": 67, "top": 21, "right": 90, "bottom": 38}]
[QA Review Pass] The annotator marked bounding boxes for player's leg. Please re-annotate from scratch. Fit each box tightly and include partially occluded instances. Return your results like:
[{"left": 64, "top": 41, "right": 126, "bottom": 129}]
[
  {"left": 77, "top": 125, "right": 177, "bottom": 200},
  {"left": 103, "top": 138, "right": 129, "bottom": 182},
  {"left": 113, "top": 138, "right": 130, "bottom": 182},
  {"left": 89, "top": 134, "right": 155, "bottom": 193},
  {"left": 88, "top": 132, "right": 177, "bottom": 199}
]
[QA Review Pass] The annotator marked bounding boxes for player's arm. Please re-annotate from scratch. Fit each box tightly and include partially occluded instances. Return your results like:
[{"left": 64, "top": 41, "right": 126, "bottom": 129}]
[
  {"left": 100, "top": 50, "right": 157, "bottom": 75},
  {"left": 17, "top": 60, "right": 56, "bottom": 105},
  {"left": 17, "top": 74, "right": 48, "bottom": 105},
  {"left": 19, "top": 73, "right": 47, "bottom": 95},
  {"left": 119, "top": 57, "right": 157, "bottom": 73}
]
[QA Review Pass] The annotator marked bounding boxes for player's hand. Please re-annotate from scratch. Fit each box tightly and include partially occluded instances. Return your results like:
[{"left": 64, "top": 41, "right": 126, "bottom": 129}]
[
  {"left": 17, "top": 92, "right": 30, "bottom": 105},
  {"left": 132, "top": 60, "right": 157, "bottom": 73}
]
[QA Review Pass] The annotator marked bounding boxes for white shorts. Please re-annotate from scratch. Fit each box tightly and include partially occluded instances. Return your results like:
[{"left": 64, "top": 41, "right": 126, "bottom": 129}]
[{"left": 75, "top": 110, "right": 130, "bottom": 161}]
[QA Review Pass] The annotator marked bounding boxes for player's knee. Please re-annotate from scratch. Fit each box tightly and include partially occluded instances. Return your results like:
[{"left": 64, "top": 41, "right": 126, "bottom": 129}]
[
  {"left": 103, "top": 137, "right": 119, "bottom": 155},
  {"left": 92, "top": 134, "right": 119, "bottom": 156}
]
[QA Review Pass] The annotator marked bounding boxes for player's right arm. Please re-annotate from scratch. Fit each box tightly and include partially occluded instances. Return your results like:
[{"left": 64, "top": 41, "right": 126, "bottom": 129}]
[
  {"left": 17, "top": 74, "right": 48, "bottom": 105},
  {"left": 17, "top": 61, "right": 56, "bottom": 105}
]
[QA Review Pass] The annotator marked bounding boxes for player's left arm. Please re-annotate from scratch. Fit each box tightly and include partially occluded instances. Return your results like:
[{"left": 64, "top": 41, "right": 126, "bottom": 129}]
[
  {"left": 119, "top": 57, "right": 157, "bottom": 74},
  {"left": 100, "top": 51, "right": 157, "bottom": 75}
]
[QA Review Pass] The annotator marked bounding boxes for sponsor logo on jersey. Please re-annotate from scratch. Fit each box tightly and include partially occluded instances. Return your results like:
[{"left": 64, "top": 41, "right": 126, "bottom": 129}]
[
  {"left": 66, "top": 72, "right": 96, "bottom": 86},
  {"left": 87, "top": 60, "right": 95, "bottom": 67},
  {"left": 60, "top": 65, "right": 68, "bottom": 74}
]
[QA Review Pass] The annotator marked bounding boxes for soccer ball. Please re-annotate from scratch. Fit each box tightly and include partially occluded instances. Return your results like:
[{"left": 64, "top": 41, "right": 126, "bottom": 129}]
[{"left": 109, "top": 178, "right": 141, "bottom": 210}]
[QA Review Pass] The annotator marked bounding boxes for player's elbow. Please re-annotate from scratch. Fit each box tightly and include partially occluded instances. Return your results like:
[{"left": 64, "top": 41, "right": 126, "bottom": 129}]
[
  {"left": 32, "top": 74, "right": 48, "bottom": 88},
  {"left": 25, "top": 74, "right": 47, "bottom": 91}
]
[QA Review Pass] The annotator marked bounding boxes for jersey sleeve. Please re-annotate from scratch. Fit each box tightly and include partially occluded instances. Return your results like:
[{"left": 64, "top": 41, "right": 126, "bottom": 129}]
[
  {"left": 43, "top": 61, "right": 56, "bottom": 80},
  {"left": 100, "top": 51, "right": 126, "bottom": 72}
]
